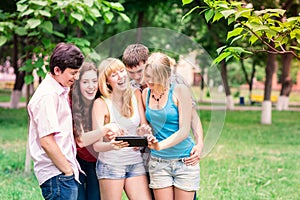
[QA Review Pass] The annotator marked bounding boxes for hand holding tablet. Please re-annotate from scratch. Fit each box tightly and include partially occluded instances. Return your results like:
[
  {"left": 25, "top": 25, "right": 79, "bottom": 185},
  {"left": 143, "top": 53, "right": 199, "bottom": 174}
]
[{"left": 115, "top": 136, "right": 148, "bottom": 147}]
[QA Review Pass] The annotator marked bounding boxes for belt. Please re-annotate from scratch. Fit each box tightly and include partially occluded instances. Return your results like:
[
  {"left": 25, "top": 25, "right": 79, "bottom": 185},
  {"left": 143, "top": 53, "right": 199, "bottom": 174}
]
[{"left": 150, "top": 156, "right": 185, "bottom": 163}]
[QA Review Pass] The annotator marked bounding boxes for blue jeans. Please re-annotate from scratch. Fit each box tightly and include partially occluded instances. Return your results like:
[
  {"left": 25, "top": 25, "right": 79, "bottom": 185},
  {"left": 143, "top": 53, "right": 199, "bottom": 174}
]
[
  {"left": 40, "top": 174, "right": 78, "bottom": 200},
  {"left": 77, "top": 157, "right": 100, "bottom": 200}
]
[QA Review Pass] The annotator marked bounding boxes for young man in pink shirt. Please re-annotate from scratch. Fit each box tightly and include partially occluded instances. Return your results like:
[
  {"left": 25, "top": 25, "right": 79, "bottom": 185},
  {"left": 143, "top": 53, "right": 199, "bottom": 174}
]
[{"left": 28, "top": 43, "right": 118, "bottom": 200}]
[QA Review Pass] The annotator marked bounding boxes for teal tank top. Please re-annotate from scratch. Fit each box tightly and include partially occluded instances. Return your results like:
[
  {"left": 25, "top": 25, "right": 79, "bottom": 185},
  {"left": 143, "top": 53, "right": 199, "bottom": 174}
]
[{"left": 145, "top": 84, "right": 194, "bottom": 159}]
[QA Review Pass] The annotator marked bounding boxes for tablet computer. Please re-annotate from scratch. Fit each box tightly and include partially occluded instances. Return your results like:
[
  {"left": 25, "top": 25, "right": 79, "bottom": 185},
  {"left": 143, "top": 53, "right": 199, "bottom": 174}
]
[{"left": 115, "top": 136, "right": 148, "bottom": 147}]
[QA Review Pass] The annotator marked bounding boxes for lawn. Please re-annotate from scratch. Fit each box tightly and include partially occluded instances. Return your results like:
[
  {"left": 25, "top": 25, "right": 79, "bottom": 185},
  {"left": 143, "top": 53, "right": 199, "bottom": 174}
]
[{"left": 0, "top": 107, "right": 299, "bottom": 199}]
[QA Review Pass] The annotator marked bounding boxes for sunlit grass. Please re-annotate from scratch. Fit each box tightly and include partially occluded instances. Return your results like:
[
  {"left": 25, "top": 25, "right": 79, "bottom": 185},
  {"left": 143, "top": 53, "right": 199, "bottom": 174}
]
[{"left": 0, "top": 108, "right": 299, "bottom": 199}]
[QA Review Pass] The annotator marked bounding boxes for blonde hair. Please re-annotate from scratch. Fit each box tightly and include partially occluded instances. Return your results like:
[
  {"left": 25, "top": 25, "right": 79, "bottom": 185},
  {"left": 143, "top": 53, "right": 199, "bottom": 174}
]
[
  {"left": 98, "top": 58, "right": 133, "bottom": 118},
  {"left": 144, "top": 52, "right": 171, "bottom": 92}
]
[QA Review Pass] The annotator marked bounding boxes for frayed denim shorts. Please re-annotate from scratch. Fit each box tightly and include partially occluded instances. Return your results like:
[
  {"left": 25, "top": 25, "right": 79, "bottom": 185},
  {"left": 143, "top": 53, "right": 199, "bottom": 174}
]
[
  {"left": 149, "top": 156, "right": 200, "bottom": 191},
  {"left": 96, "top": 159, "right": 146, "bottom": 179}
]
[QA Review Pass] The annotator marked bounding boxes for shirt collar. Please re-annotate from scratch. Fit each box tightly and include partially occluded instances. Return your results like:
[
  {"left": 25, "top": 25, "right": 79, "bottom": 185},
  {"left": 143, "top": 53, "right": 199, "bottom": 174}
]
[{"left": 46, "top": 73, "right": 70, "bottom": 98}]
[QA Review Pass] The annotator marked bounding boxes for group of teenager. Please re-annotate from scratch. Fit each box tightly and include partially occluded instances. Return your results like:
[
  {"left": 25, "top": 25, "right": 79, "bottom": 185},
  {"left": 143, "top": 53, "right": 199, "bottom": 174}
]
[{"left": 27, "top": 42, "right": 204, "bottom": 200}]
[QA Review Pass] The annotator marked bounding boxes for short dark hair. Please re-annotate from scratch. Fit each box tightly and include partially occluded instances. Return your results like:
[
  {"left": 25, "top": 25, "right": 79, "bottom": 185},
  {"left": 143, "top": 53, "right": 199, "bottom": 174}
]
[
  {"left": 122, "top": 44, "right": 149, "bottom": 69},
  {"left": 49, "top": 42, "right": 84, "bottom": 74}
]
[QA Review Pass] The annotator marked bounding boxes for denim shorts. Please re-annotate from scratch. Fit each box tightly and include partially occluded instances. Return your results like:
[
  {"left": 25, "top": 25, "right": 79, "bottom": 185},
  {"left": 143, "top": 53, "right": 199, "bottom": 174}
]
[
  {"left": 40, "top": 174, "right": 78, "bottom": 200},
  {"left": 149, "top": 156, "right": 200, "bottom": 191},
  {"left": 96, "top": 159, "right": 146, "bottom": 179}
]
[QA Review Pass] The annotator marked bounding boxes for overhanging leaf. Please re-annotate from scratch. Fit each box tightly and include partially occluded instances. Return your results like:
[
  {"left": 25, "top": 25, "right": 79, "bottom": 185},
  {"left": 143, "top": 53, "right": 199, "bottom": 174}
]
[
  {"left": 182, "top": 0, "right": 194, "bottom": 5},
  {"left": 30, "top": 0, "right": 48, "bottom": 7},
  {"left": 230, "top": 35, "right": 243, "bottom": 45},
  {"left": 53, "top": 31, "right": 65, "bottom": 38},
  {"left": 204, "top": 9, "right": 214, "bottom": 23},
  {"left": 227, "top": 28, "right": 243, "bottom": 40},
  {"left": 17, "top": 4, "right": 28, "bottom": 12},
  {"left": 21, "top": 9, "right": 34, "bottom": 17},
  {"left": 109, "top": 2, "right": 124, "bottom": 11},
  {"left": 39, "top": 10, "right": 51, "bottom": 17},
  {"left": 103, "top": 11, "right": 113, "bottom": 24},
  {"left": 212, "top": 11, "right": 223, "bottom": 22},
  {"left": 0, "top": 36, "right": 7, "bottom": 47},
  {"left": 84, "top": 0, "right": 94, "bottom": 7},
  {"left": 290, "top": 46, "right": 300, "bottom": 51},
  {"left": 182, "top": 6, "right": 200, "bottom": 21},
  {"left": 40, "top": 21, "right": 53, "bottom": 33},
  {"left": 36, "top": 68, "right": 46, "bottom": 78},
  {"left": 25, "top": 74, "right": 34, "bottom": 84},
  {"left": 216, "top": 45, "right": 227, "bottom": 55},
  {"left": 71, "top": 13, "right": 83, "bottom": 21},
  {"left": 27, "top": 19, "right": 41, "bottom": 29},
  {"left": 91, "top": 8, "right": 101, "bottom": 18},
  {"left": 220, "top": 9, "right": 236, "bottom": 19},
  {"left": 15, "top": 27, "right": 28, "bottom": 36},
  {"left": 119, "top": 13, "right": 131, "bottom": 23},
  {"left": 213, "top": 51, "right": 232, "bottom": 64},
  {"left": 249, "top": 34, "right": 258, "bottom": 45},
  {"left": 290, "top": 29, "right": 300, "bottom": 39},
  {"left": 265, "top": 9, "right": 286, "bottom": 16}
]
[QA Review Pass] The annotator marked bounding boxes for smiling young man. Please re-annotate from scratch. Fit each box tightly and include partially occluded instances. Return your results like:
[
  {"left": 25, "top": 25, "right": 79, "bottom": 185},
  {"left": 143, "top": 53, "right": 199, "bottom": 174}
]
[
  {"left": 27, "top": 43, "right": 84, "bottom": 200},
  {"left": 122, "top": 44, "right": 149, "bottom": 91}
]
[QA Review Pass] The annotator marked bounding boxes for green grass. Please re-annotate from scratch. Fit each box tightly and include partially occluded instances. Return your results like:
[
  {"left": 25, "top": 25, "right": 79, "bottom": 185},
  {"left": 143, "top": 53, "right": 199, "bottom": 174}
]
[
  {"left": 0, "top": 89, "right": 26, "bottom": 102},
  {"left": 0, "top": 107, "right": 299, "bottom": 199}
]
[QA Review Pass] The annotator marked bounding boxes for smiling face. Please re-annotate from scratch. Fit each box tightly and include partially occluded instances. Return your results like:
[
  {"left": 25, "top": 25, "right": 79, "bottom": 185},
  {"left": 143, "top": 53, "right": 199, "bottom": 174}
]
[
  {"left": 107, "top": 67, "right": 128, "bottom": 92},
  {"left": 54, "top": 66, "right": 80, "bottom": 87},
  {"left": 125, "top": 61, "right": 145, "bottom": 84},
  {"left": 80, "top": 70, "right": 98, "bottom": 101}
]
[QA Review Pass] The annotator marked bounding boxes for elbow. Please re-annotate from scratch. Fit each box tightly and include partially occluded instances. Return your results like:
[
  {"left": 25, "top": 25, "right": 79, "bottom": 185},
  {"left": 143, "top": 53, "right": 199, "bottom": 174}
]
[
  {"left": 77, "top": 141, "right": 84, "bottom": 148},
  {"left": 93, "top": 143, "right": 99, "bottom": 152},
  {"left": 40, "top": 140, "right": 49, "bottom": 150},
  {"left": 75, "top": 137, "right": 85, "bottom": 148},
  {"left": 40, "top": 136, "right": 54, "bottom": 151}
]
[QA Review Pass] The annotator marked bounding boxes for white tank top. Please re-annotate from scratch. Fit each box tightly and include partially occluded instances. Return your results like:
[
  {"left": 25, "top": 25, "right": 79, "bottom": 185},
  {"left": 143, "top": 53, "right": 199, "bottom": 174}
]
[{"left": 98, "top": 94, "right": 143, "bottom": 165}]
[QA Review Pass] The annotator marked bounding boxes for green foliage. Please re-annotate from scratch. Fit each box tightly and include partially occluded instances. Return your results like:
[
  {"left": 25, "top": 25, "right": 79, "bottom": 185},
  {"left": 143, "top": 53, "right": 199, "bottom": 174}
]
[
  {"left": 0, "top": 0, "right": 131, "bottom": 85},
  {"left": 182, "top": 0, "right": 300, "bottom": 64}
]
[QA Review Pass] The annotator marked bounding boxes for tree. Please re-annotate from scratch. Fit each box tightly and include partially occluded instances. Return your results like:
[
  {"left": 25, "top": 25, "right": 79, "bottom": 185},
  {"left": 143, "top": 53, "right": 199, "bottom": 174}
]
[
  {"left": 182, "top": 0, "right": 300, "bottom": 124},
  {"left": 0, "top": 0, "right": 130, "bottom": 108}
]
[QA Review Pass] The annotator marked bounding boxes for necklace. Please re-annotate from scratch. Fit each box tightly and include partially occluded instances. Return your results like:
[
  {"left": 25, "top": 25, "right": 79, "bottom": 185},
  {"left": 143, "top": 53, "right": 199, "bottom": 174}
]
[{"left": 151, "top": 90, "right": 165, "bottom": 109}]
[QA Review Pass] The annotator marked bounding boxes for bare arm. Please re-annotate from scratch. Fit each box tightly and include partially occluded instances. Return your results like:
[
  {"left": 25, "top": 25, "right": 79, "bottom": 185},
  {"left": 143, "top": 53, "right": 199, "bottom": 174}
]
[
  {"left": 149, "top": 85, "right": 192, "bottom": 151},
  {"left": 75, "top": 126, "right": 115, "bottom": 148},
  {"left": 135, "top": 89, "right": 148, "bottom": 125},
  {"left": 40, "top": 134, "right": 73, "bottom": 176},
  {"left": 184, "top": 108, "right": 204, "bottom": 165},
  {"left": 92, "top": 98, "right": 116, "bottom": 152}
]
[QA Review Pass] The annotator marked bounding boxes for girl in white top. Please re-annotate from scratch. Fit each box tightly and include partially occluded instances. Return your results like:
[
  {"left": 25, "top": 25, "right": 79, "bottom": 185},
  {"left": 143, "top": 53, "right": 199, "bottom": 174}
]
[{"left": 92, "top": 58, "right": 153, "bottom": 200}]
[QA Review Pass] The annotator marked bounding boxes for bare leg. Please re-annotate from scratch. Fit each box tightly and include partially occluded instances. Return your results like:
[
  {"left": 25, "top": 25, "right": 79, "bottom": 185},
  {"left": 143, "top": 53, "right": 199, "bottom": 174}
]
[
  {"left": 174, "top": 187, "right": 195, "bottom": 200},
  {"left": 99, "top": 179, "right": 125, "bottom": 200},
  {"left": 153, "top": 186, "right": 173, "bottom": 200},
  {"left": 124, "top": 175, "right": 151, "bottom": 200}
]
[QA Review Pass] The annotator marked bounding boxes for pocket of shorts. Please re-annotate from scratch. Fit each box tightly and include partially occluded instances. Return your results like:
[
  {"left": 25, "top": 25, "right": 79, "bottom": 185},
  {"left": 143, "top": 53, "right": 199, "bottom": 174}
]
[{"left": 149, "top": 159, "right": 159, "bottom": 170}]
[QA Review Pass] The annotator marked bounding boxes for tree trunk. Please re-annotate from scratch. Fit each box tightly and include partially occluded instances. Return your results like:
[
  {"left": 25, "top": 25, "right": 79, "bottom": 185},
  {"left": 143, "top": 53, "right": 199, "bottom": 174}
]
[
  {"left": 261, "top": 44, "right": 276, "bottom": 124},
  {"left": 241, "top": 59, "right": 256, "bottom": 104},
  {"left": 221, "top": 60, "right": 234, "bottom": 109},
  {"left": 136, "top": 11, "right": 144, "bottom": 43},
  {"left": 277, "top": 53, "right": 293, "bottom": 110},
  {"left": 249, "top": 61, "right": 256, "bottom": 100},
  {"left": 10, "top": 34, "right": 25, "bottom": 109},
  {"left": 206, "top": 23, "right": 233, "bottom": 109}
]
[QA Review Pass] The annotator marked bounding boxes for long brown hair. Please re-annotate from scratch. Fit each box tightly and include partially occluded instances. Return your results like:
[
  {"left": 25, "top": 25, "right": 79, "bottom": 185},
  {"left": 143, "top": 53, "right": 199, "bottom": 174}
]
[{"left": 71, "top": 62, "right": 98, "bottom": 137}]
